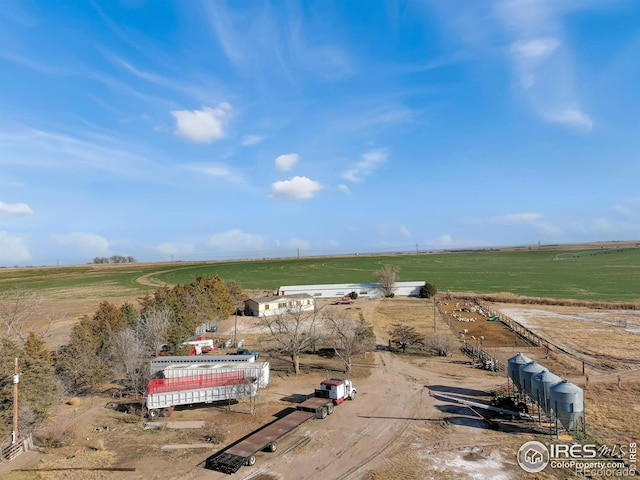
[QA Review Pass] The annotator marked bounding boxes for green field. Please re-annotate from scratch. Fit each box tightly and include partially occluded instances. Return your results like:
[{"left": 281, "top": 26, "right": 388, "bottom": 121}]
[{"left": 1, "top": 247, "right": 639, "bottom": 302}]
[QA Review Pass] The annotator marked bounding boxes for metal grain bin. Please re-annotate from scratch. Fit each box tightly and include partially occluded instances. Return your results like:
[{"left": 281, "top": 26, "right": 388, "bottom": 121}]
[
  {"left": 532, "top": 370, "right": 562, "bottom": 414},
  {"left": 507, "top": 353, "right": 532, "bottom": 392},
  {"left": 550, "top": 380, "right": 584, "bottom": 431},
  {"left": 519, "top": 361, "right": 547, "bottom": 397}
]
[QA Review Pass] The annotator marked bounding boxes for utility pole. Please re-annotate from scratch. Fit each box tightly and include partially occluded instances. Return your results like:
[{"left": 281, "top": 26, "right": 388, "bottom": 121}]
[
  {"left": 12, "top": 357, "right": 19, "bottom": 444},
  {"left": 233, "top": 311, "right": 238, "bottom": 347},
  {"left": 433, "top": 296, "right": 436, "bottom": 334}
]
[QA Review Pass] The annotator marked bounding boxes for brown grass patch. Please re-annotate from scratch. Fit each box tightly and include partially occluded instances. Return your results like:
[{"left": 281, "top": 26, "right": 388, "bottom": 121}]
[
  {"left": 35, "top": 449, "right": 120, "bottom": 480},
  {"left": 583, "top": 380, "right": 640, "bottom": 445},
  {"left": 451, "top": 292, "right": 640, "bottom": 310},
  {"left": 494, "top": 304, "right": 640, "bottom": 370},
  {"left": 363, "top": 451, "right": 450, "bottom": 480}
]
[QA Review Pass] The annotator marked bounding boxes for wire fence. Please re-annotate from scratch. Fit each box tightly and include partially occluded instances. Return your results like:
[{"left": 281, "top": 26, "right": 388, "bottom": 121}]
[{"left": 0, "top": 433, "right": 33, "bottom": 463}]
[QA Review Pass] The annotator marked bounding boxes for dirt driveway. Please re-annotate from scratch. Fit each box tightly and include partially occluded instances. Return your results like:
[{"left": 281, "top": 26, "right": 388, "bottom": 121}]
[
  {"left": 1, "top": 351, "right": 523, "bottom": 480},
  {"left": 211, "top": 351, "right": 519, "bottom": 480}
]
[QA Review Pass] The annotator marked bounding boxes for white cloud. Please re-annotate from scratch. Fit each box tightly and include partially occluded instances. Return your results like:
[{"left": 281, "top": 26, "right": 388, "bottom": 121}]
[
  {"left": 0, "top": 127, "right": 155, "bottom": 178},
  {"left": 196, "top": 165, "right": 229, "bottom": 176},
  {"left": 544, "top": 108, "right": 593, "bottom": 131},
  {"left": 275, "top": 153, "right": 299, "bottom": 172},
  {"left": 343, "top": 149, "right": 388, "bottom": 183},
  {"left": 489, "top": 213, "right": 542, "bottom": 225},
  {"left": 338, "top": 184, "right": 351, "bottom": 194},
  {"left": 400, "top": 224, "right": 412, "bottom": 239},
  {"left": 207, "top": 229, "right": 267, "bottom": 251},
  {"left": 270, "top": 176, "right": 322, "bottom": 200},
  {"left": 535, "top": 222, "right": 562, "bottom": 237},
  {"left": 613, "top": 205, "right": 632, "bottom": 216},
  {"left": 242, "top": 134, "right": 265, "bottom": 146},
  {"left": 186, "top": 163, "right": 244, "bottom": 183},
  {"left": 591, "top": 218, "right": 613, "bottom": 233},
  {"left": 511, "top": 38, "right": 560, "bottom": 60},
  {"left": 0, "top": 201, "right": 33, "bottom": 215},
  {"left": 287, "top": 238, "right": 311, "bottom": 250},
  {"left": 0, "top": 231, "right": 31, "bottom": 264},
  {"left": 171, "top": 103, "right": 232, "bottom": 143},
  {"left": 51, "top": 232, "right": 109, "bottom": 256},
  {"left": 438, "top": 234, "right": 454, "bottom": 246},
  {"left": 496, "top": 2, "right": 594, "bottom": 132},
  {"left": 156, "top": 242, "right": 196, "bottom": 257}
]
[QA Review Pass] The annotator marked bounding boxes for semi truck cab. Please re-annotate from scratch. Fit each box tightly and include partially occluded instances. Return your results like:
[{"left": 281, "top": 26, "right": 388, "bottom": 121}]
[{"left": 317, "top": 378, "right": 357, "bottom": 404}]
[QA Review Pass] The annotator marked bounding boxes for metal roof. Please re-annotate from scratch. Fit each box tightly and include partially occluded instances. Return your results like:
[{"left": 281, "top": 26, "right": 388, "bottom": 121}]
[
  {"left": 249, "top": 293, "right": 313, "bottom": 304},
  {"left": 278, "top": 281, "right": 424, "bottom": 290}
]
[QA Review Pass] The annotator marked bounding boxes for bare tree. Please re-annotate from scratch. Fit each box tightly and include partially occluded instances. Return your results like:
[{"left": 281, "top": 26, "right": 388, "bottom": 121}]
[
  {"left": 428, "top": 332, "right": 457, "bottom": 357},
  {"left": 323, "top": 310, "right": 375, "bottom": 373},
  {"left": 109, "top": 328, "right": 149, "bottom": 394},
  {"left": 0, "top": 288, "right": 47, "bottom": 344},
  {"left": 375, "top": 264, "right": 399, "bottom": 297},
  {"left": 259, "top": 304, "right": 320, "bottom": 374},
  {"left": 138, "top": 304, "right": 172, "bottom": 356},
  {"left": 388, "top": 323, "right": 423, "bottom": 353}
]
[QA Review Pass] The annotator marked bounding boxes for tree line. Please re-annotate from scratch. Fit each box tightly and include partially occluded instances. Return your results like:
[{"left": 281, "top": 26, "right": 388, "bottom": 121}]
[
  {"left": 0, "top": 276, "right": 238, "bottom": 436},
  {"left": 0, "top": 263, "right": 437, "bottom": 437},
  {"left": 93, "top": 255, "right": 137, "bottom": 264}
]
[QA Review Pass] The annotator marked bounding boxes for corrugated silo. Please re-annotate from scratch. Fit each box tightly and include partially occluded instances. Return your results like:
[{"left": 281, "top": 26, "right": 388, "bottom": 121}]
[
  {"left": 550, "top": 380, "right": 584, "bottom": 431},
  {"left": 531, "top": 370, "right": 562, "bottom": 414},
  {"left": 507, "top": 353, "right": 532, "bottom": 392},
  {"left": 519, "top": 361, "right": 547, "bottom": 397}
]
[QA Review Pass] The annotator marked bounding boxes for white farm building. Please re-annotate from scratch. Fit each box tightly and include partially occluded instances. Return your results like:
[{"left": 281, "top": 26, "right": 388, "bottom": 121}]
[
  {"left": 277, "top": 281, "right": 425, "bottom": 299},
  {"left": 244, "top": 293, "right": 315, "bottom": 317}
]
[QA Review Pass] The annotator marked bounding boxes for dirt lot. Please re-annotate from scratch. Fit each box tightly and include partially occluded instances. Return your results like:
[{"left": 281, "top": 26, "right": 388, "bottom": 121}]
[
  {"left": 497, "top": 304, "right": 640, "bottom": 373},
  {"left": 2, "top": 297, "right": 639, "bottom": 479}
]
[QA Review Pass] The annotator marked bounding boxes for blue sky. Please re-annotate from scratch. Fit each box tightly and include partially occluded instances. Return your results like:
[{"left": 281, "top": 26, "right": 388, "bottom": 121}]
[{"left": 1, "top": 0, "right": 639, "bottom": 266}]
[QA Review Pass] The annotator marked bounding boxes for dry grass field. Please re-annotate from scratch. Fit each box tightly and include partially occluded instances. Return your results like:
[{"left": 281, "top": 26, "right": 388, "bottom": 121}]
[
  {"left": 2, "top": 275, "right": 640, "bottom": 478},
  {"left": 497, "top": 304, "right": 640, "bottom": 372}
]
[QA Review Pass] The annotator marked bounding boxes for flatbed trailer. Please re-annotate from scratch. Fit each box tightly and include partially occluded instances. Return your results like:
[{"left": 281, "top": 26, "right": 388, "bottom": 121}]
[
  {"left": 206, "top": 410, "right": 316, "bottom": 473},
  {"left": 205, "top": 378, "right": 355, "bottom": 474}
]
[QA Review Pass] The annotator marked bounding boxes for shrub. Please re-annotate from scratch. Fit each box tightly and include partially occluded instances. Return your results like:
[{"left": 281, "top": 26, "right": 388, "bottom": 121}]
[
  {"left": 419, "top": 282, "right": 437, "bottom": 298},
  {"left": 204, "top": 426, "right": 227, "bottom": 444}
]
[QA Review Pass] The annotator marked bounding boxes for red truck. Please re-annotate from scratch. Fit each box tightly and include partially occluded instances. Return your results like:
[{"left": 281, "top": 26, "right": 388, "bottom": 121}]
[{"left": 205, "top": 378, "right": 357, "bottom": 474}]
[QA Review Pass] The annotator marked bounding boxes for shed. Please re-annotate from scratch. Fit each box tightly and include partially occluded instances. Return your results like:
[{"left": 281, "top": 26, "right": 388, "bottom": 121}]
[{"left": 277, "top": 281, "right": 425, "bottom": 298}]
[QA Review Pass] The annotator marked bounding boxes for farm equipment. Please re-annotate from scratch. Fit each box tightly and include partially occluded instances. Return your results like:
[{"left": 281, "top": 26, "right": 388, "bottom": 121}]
[
  {"left": 230, "top": 348, "right": 260, "bottom": 359},
  {"left": 428, "top": 389, "right": 531, "bottom": 429},
  {"left": 333, "top": 295, "right": 354, "bottom": 305},
  {"left": 205, "top": 378, "right": 356, "bottom": 474}
]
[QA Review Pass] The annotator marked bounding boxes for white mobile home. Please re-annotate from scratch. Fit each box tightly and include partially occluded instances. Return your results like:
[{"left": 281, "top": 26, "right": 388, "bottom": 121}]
[
  {"left": 244, "top": 293, "right": 315, "bottom": 317},
  {"left": 277, "top": 281, "right": 425, "bottom": 298}
]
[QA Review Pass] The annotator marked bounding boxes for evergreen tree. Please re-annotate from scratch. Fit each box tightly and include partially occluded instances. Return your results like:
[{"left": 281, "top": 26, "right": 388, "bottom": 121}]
[{"left": 56, "top": 316, "right": 108, "bottom": 395}]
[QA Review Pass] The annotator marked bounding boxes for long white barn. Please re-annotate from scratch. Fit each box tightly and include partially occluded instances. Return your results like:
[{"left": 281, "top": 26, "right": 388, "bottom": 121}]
[{"left": 276, "top": 281, "right": 425, "bottom": 298}]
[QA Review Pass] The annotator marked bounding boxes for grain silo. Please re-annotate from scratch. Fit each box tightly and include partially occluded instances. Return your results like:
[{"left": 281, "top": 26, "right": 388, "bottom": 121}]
[
  {"left": 550, "top": 380, "right": 584, "bottom": 431},
  {"left": 531, "top": 370, "right": 562, "bottom": 414},
  {"left": 507, "top": 353, "right": 532, "bottom": 393},
  {"left": 519, "top": 361, "right": 547, "bottom": 397}
]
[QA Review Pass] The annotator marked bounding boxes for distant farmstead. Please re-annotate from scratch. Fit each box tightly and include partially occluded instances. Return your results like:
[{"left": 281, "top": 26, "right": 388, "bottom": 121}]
[
  {"left": 277, "top": 281, "right": 425, "bottom": 298},
  {"left": 244, "top": 293, "right": 315, "bottom": 317}
]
